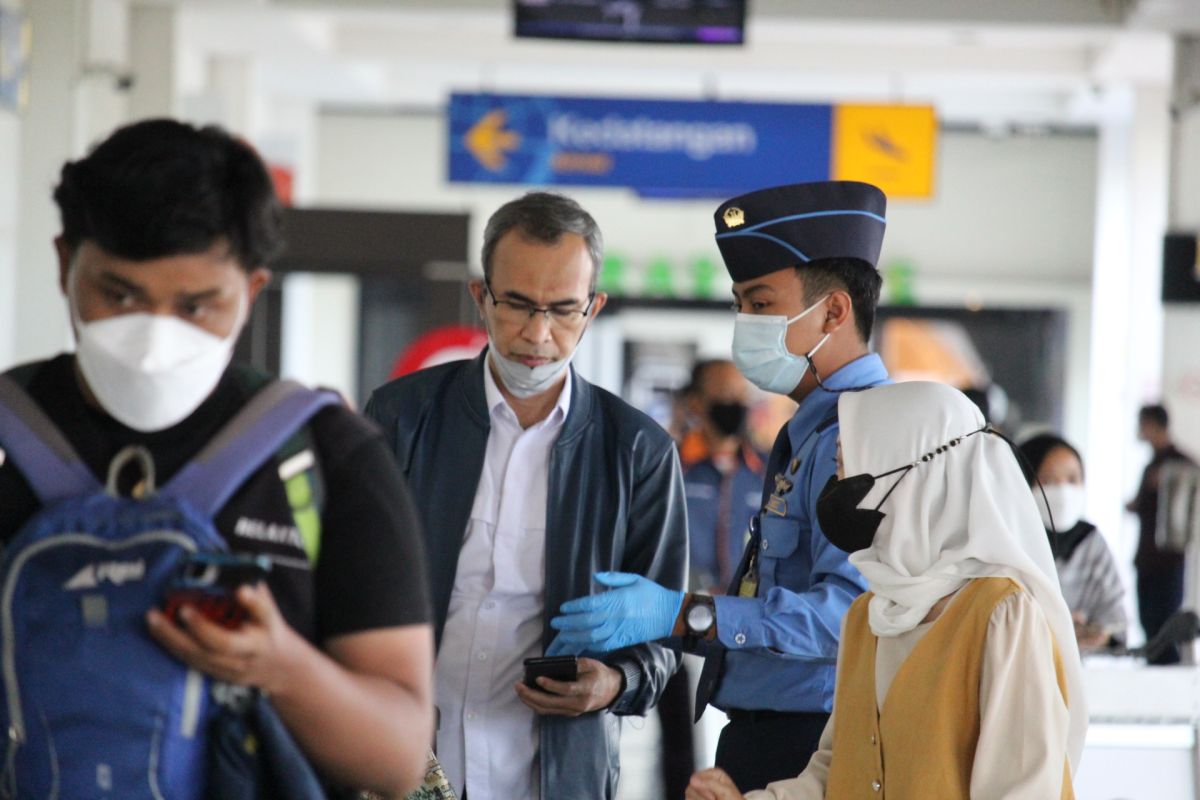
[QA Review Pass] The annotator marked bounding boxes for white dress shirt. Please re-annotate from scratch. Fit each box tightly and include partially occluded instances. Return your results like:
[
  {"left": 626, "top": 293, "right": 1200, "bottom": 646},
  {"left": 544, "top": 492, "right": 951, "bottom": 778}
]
[{"left": 435, "top": 358, "right": 572, "bottom": 800}]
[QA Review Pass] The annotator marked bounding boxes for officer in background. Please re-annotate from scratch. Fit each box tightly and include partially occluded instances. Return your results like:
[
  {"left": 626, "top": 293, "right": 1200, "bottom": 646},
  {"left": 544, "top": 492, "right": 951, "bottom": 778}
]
[
  {"left": 548, "top": 181, "right": 891, "bottom": 791},
  {"left": 684, "top": 359, "right": 766, "bottom": 595}
]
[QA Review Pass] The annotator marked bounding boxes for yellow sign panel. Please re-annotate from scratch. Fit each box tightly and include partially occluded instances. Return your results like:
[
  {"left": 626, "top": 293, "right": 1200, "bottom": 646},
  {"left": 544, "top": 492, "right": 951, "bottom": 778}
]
[{"left": 832, "top": 105, "right": 937, "bottom": 199}]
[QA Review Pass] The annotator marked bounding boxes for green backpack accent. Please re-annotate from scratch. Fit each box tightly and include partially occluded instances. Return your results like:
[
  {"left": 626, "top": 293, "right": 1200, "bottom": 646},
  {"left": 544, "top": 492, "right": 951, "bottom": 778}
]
[{"left": 230, "top": 365, "right": 326, "bottom": 566}]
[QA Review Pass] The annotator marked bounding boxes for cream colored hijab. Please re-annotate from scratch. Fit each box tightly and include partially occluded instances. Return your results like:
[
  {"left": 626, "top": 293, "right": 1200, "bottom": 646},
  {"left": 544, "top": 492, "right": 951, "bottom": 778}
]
[{"left": 838, "top": 381, "right": 1086, "bottom": 773}]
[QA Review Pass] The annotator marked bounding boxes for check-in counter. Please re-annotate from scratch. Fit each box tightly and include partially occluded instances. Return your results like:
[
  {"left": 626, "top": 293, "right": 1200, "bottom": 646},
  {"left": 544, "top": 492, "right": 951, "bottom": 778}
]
[{"left": 1076, "top": 658, "right": 1200, "bottom": 799}]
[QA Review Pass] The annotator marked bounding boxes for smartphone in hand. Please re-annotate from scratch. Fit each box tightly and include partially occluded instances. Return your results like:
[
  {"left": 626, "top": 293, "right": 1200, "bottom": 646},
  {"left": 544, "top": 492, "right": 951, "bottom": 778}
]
[
  {"left": 162, "top": 552, "right": 272, "bottom": 629},
  {"left": 523, "top": 655, "right": 579, "bottom": 689}
]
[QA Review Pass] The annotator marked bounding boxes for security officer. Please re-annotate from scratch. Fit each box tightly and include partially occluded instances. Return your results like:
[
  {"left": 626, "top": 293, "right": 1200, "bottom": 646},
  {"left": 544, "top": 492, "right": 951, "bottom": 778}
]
[{"left": 548, "top": 181, "right": 891, "bottom": 792}]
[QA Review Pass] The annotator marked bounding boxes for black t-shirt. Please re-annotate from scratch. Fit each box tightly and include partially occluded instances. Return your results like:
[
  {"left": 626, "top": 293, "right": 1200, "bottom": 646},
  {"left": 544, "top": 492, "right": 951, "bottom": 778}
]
[{"left": 0, "top": 354, "right": 431, "bottom": 643}]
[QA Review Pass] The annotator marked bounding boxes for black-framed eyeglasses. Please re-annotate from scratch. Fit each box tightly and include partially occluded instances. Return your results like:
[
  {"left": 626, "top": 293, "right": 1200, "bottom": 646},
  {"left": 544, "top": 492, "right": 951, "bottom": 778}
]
[{"left": 484, "top": 282, "right": 596, "bottom": 330}]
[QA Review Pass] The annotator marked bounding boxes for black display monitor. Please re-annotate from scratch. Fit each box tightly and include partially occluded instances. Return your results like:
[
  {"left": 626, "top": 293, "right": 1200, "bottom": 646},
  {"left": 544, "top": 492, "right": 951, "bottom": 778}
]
[{"left": 514, "top": 0, "right": 746, "bottom": 45}]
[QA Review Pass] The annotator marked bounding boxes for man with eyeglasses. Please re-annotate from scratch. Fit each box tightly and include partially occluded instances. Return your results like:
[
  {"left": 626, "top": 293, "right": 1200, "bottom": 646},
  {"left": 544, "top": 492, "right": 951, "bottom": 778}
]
[{"left": 365, "top": 191, "right": 687, "bottom": 800}]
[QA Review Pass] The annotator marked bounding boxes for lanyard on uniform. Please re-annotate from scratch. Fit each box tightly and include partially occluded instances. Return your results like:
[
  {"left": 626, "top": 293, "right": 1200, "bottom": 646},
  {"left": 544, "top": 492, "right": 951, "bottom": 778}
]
[{"left": 737, "top": 413, "right": 836, "bottom": 598}]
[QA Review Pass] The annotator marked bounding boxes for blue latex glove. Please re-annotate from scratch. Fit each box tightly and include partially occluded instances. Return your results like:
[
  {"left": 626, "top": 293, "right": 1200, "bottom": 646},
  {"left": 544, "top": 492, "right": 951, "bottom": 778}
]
[{"left": 546, "top": 572, "right": 685, "bottom": 656}]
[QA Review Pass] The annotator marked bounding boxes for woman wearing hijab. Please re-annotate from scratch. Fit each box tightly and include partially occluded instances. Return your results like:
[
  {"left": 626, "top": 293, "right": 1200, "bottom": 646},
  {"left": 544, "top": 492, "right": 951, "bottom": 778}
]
[
  {"left": 1019, "top": 433, "right": 1127, "bottom": 652},
  {"left": 687, "top": 381, "right": 1086, "bottom": 800}
]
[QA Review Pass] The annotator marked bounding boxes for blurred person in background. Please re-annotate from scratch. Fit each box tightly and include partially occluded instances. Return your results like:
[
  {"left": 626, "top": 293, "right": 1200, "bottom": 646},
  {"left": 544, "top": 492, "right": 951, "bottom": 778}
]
[
  {"left": 671, "top": 381, "right": 710, "bottom": 470},
  {"left": 1020, "top": 433, "right": 1126, "bottom": 652},
  {"left": 684, "top": 359, "right": 766, "bottom": 596},
  {"left": 1127, "top": 404, "right": 1194, "bottom": 664},
  {"left": 654, "top": 359, "right": 769, "bottom": 798}
]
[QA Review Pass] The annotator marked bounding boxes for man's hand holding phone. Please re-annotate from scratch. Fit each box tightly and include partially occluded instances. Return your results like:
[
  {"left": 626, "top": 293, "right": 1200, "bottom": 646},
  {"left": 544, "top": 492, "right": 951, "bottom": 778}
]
[
  {"left": 146, "top": 552, "right": 312, "bottom": 694},
  {"left": 513, "top": 656, "right": 624, "bottom": 718},
  {"left": 161, "top": 552, "right": 272, "bottom": 629}
]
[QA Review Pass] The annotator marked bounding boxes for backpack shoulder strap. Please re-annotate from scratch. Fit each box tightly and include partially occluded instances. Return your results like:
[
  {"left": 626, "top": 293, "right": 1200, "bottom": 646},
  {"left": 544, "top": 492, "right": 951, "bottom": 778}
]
[
  {"left": 161, "top": 380, "right": 340, "bottom": 518},
  {"left": 0, "top": 374, "right": 101, "bottom": 502}
]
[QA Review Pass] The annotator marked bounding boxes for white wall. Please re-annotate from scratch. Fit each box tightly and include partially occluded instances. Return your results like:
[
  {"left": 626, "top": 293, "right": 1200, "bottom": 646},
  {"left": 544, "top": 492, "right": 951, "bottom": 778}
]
[
  {"left": 1163, "top": 105, "right": 1200, "bottom": 461},
  {"left": 0, "top": 109, "right": 18, "bottom": 370},
  {"left": 10, "top": 0, "right": 140, "bottom": 369},
  {"left": 0, "top": 0, "right": 20, "bottom": 367},
  {"left": 0, "top": 0, "right": 23, "bottom": 368}
]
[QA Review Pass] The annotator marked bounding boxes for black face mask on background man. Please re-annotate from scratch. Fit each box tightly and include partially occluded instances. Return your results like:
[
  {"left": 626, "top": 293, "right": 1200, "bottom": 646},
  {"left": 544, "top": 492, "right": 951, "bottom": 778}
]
[{"left": 707, "top": 401, "right": 748, "bottom": 438}]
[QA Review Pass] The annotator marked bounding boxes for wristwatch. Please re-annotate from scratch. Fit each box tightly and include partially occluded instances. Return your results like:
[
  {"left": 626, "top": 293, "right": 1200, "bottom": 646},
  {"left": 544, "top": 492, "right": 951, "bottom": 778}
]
[{"left": 683, "top": 594, "right": 717, "bottom": 640}]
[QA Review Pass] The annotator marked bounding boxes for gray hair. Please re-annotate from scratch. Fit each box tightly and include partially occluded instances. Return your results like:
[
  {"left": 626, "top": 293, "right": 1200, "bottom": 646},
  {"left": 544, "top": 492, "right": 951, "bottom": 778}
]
[{"left": 481, "top": 192, "right": 604, "bottom": 292}]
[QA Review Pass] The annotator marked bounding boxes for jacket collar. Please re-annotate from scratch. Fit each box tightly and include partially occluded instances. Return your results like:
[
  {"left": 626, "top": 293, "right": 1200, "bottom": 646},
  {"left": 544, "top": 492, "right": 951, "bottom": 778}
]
[{"left": 455, "top": 348, "right": 594, "bottom": 445}]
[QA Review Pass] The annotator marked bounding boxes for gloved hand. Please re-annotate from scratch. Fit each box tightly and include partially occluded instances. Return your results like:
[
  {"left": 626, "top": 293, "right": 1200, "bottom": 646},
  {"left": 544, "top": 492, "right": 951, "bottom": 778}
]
[{"left": 546, "top": 572, "right": 685, "bottom": 656}]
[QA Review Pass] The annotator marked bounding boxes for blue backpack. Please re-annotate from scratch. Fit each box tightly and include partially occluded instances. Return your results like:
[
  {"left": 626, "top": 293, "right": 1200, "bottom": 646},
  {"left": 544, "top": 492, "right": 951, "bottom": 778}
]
[{"left": 0, "top": 375, "right": 337, "bottom": 800}]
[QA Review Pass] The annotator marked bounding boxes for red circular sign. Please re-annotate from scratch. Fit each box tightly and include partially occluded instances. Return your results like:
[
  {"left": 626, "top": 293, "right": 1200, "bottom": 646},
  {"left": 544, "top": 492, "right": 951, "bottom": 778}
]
[{"left": 390, "top": 326, "right": 489, "bottom": 379}]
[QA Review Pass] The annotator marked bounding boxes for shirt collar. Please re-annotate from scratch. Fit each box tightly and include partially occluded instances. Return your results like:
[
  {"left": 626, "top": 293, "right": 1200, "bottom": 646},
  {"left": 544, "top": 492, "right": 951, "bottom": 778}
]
[
  {"left": 483, "top": 353, "right": 573, "bottom": 428},
  {"left": 787, "top": 353, "right": 889, "bottom": 442}
]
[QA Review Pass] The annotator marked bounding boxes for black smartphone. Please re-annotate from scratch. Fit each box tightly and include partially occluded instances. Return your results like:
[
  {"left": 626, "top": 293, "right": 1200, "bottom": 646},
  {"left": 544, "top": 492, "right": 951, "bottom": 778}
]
[
  {"left": 162, "top": 552, "right": 272, "bottom": 629},
  {"left": 523, "top": 655, "right": 579, "bottom": 689}
]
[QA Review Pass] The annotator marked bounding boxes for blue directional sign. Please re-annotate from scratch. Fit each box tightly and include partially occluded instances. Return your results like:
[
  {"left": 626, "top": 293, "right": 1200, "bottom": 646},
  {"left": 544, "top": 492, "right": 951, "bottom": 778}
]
[{"left": 448, "top": 92, "right": 833, "bottom": 198}]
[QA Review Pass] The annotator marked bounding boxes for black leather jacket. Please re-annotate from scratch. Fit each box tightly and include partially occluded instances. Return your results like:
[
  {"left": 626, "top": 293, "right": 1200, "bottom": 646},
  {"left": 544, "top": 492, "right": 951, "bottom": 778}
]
[{"left": 364, "top": 351, "right": 687, "bottom": 799}]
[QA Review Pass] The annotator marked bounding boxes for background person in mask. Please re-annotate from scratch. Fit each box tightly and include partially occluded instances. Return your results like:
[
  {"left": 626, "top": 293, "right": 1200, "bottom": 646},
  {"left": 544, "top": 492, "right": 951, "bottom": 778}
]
[
  {"left": 1019, "top": 433, "right": 1127, "bottom": 652},
  {"left": 548, "top": 181, "right": 888, "bottom": 792},
  {"left": 650, "top": 358, "right": 767, "bottom": 800},
  {"left": 687, "top": 381, "right": 1086, "bottom": 800},
  {"left": 364, "top": 191, "right": 687, "bottom": 800},
  {"left": 683, "top": 359, "right": 766, "bottom": 595},
  {"left": 0, "top": 119, "right": 435, "bottom": 795}
]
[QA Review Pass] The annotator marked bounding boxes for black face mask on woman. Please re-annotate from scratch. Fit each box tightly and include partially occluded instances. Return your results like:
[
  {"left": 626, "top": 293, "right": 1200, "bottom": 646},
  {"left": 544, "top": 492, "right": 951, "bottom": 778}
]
[
  {"left": 815, "top": 466, "right": 912, "bottom": 553},
  {"left": 816, "top": 428, "right": 986, "bottom": 553}
]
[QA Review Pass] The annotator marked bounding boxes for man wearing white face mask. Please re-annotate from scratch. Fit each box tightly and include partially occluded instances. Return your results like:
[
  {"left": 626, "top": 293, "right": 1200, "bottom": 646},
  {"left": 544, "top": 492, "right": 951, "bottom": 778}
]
[
  {"left": 365, "top": 191, "right": 687, "bottom": 800},
  {"left": 0, "top": 119, "right": 436, "bottom": 796},
  {"left": 1020, "top": 433, "right": 1127, "bottom": 652},
  {"left": 548, "top": 181, "right": 890, "bottom": 792}
]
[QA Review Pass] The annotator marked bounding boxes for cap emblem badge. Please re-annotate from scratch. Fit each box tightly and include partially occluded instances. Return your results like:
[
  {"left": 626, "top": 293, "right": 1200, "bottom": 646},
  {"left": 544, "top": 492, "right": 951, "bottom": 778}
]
[{"left": 723, "top": 207, "right": 746, "bottom": 229}]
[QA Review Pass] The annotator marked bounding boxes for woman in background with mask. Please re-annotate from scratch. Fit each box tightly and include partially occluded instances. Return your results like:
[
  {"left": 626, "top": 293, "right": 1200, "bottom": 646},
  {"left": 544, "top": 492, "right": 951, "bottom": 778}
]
[
  {"left": 1020, "top": 433, "right": 1127, "bottom": 652},
  {"left": 687, "top": 381, "right": 1086, "bottom": 800}
]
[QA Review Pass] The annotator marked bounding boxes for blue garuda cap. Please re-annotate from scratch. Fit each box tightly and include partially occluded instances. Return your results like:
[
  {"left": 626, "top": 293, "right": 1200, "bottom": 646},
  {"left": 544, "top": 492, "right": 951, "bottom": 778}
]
[{"left": 714, "top": 180, "right": 887, "bottom": 282}]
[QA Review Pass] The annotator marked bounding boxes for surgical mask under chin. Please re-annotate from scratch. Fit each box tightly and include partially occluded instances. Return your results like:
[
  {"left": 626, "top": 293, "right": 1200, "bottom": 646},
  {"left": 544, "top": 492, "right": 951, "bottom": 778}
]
[
  {"left": 73, "top": 305, "right": 243, "bottom": 433},
  {"left": 732, "top": 297, "right": 830, "bottom": 395},
  {"left": 1037, "top": 483, "right": 1086, "bottom": 533},
  {"left": 488, "top": 343, "right": 573, "bottom": 399}
]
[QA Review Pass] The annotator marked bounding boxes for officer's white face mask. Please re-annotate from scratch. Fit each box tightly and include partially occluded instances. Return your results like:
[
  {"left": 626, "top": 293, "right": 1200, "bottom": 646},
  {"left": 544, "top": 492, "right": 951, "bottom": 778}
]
[
  {"left": 731, "top": 295, "right": 830, "bottom": 396},
  {"left": 71, "top": 287, "right": 246, "bottom": 432},
  {"left": 1036, "top": 482, "right": 1086, "bottom": 533}
]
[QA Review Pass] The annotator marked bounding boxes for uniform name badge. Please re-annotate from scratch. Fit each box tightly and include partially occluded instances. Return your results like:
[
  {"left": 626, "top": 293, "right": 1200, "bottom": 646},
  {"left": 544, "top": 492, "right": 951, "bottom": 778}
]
[{"left": 765, "top": 472, "right": 792, "bottom": 517}]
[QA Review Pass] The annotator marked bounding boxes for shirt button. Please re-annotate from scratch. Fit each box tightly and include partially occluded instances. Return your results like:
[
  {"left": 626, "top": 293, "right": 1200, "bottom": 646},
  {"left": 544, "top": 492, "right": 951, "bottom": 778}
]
[
  {"left": 483, "top": 601, "right": 496, "bottom": 610},
  {"left": 466, "top": 713, "right": 476, "bottom": 721},
  {"left": 761, "top": 539, "right": 769, "bottom": 550},
  {"left": 477, "top": 651, "right": 489, "bottom": 662},
  {"left": 872, "top": 780, "right": 881, "bottom": 792},
  {"left": 734, "top": 633, "right": 746, "bottom": 645},
  {"left": 870, "top": 734, "right": 877, "bottom": 745}
]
